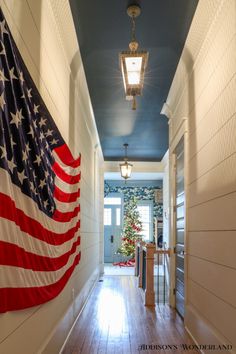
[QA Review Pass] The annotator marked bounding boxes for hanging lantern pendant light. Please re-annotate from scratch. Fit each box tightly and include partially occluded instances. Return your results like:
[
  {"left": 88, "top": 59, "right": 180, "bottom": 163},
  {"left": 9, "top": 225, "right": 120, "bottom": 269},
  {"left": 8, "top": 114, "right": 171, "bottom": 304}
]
[
  {"left": 120, "top": 143, "right": 133, "bottom": 180},
  {"left": 120, "top": 5, "right": 148, "bottom": 110}
]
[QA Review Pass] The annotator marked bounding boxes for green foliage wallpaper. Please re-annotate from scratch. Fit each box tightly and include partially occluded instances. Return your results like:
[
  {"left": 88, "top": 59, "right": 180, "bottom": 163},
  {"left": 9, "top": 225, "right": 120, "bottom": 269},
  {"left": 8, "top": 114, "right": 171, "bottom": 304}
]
[{"left": 104, "top": 182, "right": 163, "bottom": 240}]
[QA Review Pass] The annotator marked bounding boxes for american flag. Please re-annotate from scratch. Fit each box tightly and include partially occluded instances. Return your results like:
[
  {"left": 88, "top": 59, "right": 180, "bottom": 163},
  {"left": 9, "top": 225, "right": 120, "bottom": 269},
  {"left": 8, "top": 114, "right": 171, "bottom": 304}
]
[{"left": 0, "top": 9, "right": 81, "bottom": 312}]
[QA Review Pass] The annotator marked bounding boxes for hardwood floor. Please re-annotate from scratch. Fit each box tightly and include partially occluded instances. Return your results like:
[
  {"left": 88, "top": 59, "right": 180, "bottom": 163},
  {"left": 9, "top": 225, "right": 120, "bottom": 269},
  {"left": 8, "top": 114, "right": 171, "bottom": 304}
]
[
  {"left": 62, "top": 276, "right": 195, "bottom": 354},
  {"left": 104, "top": 263, "right": 135, "bottom": 276}
]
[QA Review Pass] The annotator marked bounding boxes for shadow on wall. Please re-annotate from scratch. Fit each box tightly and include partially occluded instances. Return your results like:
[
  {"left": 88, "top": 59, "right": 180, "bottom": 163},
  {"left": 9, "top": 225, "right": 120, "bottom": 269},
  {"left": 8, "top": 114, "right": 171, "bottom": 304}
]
[
  {"left": 185, "top": 47, "right": 196, "bottom": 172},
  {"left": 14, "top": 0, "right": 43, "bottom": 89},
  {"left": 69, "top": 50, "right": 81, "bottom": 155},
  {"left": 167, "top": 46, "right": 195, "bottom": 311}
]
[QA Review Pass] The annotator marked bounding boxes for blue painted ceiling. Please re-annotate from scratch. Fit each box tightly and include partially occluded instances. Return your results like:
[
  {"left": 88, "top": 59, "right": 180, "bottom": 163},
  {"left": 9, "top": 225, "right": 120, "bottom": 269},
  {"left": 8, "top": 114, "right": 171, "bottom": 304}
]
[{"left": 69, "top": 0, "right": 198, "bottom": 161}]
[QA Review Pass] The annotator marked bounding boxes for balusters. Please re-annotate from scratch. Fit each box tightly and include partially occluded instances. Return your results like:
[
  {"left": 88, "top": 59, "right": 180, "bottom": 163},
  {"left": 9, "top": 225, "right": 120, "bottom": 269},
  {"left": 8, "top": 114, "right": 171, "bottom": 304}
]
[{"left": 134, "top": 242, "right": 170, "bottom": 307}]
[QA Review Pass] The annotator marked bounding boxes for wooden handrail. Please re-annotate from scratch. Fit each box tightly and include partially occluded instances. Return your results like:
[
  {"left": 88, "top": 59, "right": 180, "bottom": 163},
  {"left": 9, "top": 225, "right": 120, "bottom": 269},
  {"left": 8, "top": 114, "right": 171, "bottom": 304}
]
[{"left": 154, "top": 248, "right": 171, "bottom": 256}]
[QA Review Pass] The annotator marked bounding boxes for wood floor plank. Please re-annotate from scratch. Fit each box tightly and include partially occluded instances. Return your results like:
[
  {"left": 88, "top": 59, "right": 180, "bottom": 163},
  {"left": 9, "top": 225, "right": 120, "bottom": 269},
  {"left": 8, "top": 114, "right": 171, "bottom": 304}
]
[{"left": 63, "top": 276, "right": 195, "bottom": 354}]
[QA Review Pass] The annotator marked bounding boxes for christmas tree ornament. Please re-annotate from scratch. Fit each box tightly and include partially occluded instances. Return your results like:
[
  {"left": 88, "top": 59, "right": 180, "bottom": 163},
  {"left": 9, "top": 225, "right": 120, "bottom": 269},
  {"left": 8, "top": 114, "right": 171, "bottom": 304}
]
[{"left": 117, "top": 197, "right": 143, "bottom": 258}]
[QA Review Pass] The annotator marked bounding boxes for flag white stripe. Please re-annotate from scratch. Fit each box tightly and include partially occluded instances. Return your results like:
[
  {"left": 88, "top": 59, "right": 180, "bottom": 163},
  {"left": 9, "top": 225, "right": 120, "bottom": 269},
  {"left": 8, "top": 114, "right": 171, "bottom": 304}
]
[
  {"left": 53, "top": 151, "right": 81, "bottom": 176},
  {"left": 54, "top": 176, "right": 80, "bottom": 194},
  {"left": 55, "top": 198, "right": 79, "bottom": 213},
  {"left": 0, "top": 248, "right": 80, "bottom": 288},
  {"left": 0, "top": 218, "right": 80, "bottom": 258},
  {"left": 0, "top": 168, "right": 79, "bottom": 232}
]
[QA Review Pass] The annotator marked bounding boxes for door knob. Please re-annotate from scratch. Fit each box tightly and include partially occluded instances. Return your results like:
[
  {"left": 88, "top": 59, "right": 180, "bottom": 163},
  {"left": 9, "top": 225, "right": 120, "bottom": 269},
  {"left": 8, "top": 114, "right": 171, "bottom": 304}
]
[{"left": 110, "top": 235, "right": 114, "bottom": 243}]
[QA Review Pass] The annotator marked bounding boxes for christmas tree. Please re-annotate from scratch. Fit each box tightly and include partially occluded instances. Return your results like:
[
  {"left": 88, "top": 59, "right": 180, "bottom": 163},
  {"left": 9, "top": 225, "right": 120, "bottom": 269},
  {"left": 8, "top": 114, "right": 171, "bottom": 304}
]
[{"left": 117, "top": 197, "right": 143, "bottom": 258}]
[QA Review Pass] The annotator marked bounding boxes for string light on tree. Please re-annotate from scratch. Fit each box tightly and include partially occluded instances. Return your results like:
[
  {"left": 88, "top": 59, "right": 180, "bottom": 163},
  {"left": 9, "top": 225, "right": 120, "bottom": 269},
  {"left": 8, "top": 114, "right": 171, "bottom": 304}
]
[{"left": 117, "top": 197, "right": 143, "bottom": 258}]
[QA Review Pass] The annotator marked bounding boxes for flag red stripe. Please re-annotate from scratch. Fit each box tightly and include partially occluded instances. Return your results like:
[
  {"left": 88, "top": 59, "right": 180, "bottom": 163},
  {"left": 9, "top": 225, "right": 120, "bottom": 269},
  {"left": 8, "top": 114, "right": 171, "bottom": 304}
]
[
  {"left": 53, "top": 185, "right": 80, "bottom": 203},
  {"left": 54, "top": 145, "right": 81, "bottom": 168},
  {"left": 0, "top": 253, "right": 81, "bottom": 313},
  {"left": 53, "top": 205, "right": 80, "bottom": 222},
  {"left": 52, "top": 161, "right": 81, "bottom": 184},
  {"left": 0, "top": 192, "right": 80, "bottom": 245},
  {"left": 0, "top": 237, "right": 80, "bottom": 271}
]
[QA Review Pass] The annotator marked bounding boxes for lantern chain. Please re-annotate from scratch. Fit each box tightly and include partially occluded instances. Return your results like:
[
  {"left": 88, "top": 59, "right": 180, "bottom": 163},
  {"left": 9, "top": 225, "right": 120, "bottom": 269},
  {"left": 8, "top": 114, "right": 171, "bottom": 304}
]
[{"left": 131, "top": 15, "right": 136, "bottom": 43}]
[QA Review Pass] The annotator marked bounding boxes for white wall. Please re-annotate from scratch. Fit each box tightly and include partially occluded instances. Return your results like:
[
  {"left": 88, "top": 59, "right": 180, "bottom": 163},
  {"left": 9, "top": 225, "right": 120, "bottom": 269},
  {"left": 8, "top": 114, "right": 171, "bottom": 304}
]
[
  {"left": 0, "top": 1, "right": 104, "bottom": 353},
  {"left": 166, "top": 0, "right": 236, "bottom": 352}
]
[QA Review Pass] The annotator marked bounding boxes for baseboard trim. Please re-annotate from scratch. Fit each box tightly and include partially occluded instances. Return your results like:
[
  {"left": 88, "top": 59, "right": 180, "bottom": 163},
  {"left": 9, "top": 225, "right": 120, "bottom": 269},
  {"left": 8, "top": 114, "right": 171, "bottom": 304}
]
[
  {"left": 59, "top": 272, "right": 99, "bottom": 353},
  {"left": 185, "top": 324, "right": 204, "bottom": 354},
  {"left": 41, "top": 267, "right": 100, "bottom": 354}
]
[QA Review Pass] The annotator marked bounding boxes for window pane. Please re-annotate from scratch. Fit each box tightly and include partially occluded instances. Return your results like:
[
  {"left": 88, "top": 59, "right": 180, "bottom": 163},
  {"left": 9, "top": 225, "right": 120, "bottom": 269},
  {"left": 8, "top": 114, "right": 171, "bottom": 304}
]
[
  {"left": 137, "top": 203, "right": 152, "bottom": 241},
  {"left": 116, "top": 208, "right": 121, "bottom": 226},
  {"left": 137, "top": 206, "right": 150, "bottom": 222},
  {"left": 141, "top": 223, "right": 149, "bottom": 241},
  {"left": 104, "top": 208, "right": 111, "bottom": 225},
  {"left": 104, "top": 197, "right": 121, "bottom": 205}
]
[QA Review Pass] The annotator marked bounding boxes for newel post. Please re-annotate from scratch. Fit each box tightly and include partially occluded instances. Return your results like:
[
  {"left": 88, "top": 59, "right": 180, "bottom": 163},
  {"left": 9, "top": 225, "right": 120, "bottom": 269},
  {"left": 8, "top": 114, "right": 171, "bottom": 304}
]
[{"left": 145, "top": 243, "right": 156, "bottom": 306}]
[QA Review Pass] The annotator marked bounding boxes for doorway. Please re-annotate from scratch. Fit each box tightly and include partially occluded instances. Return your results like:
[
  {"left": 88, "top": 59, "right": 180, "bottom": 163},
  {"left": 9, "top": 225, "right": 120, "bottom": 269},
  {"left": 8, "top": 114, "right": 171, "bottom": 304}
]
[
  {"left": 104, "top": 195, "right": 122, "bottom": 263},
  {"left": 174, "top": 137, "right": 185, "bottom": 318}
]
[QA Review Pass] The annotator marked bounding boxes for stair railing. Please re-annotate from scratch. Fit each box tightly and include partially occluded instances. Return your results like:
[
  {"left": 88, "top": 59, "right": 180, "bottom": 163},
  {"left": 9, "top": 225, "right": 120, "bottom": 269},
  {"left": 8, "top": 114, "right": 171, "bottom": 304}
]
[
  {"left": 155, "top": 245, "right": 170, "bottom": 305},
  {"left": 135, "top": 241, "right": 170, "bottom": 306}
]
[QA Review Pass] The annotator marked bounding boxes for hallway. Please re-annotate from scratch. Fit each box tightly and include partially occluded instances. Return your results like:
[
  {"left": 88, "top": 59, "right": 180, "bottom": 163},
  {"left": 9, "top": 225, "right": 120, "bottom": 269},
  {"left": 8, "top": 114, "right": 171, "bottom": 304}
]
[
  {"left": 62, "top": 276, "right": 194, "bottom": 354},
  {"left": 0, "top": 0, "right": 235, "bottom": 352}
]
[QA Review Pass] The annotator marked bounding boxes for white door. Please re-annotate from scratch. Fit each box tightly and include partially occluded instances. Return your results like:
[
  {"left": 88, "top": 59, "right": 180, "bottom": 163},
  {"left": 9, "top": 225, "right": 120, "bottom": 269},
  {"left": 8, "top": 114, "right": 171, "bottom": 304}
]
[
  {"left": 174, "top": 137, "right": 185, "bottom": 317},
  {"left": 104, "top": 196, "right": 122, "bottom": 263}
]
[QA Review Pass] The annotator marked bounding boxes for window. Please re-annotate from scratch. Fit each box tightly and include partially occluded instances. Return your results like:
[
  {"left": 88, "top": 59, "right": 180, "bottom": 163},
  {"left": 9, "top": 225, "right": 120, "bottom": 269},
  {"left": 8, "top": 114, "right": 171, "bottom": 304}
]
[
  {"left": 116, "top": 208, "right": 121, "bottom": 226},
  {"left": 104, "top": 208, "right": 112, "bottom": 225},
  {"left": 137, "top": 201, "right": 153, "bottom": 241},
  {"left": 104, "top": 197, "right": 122, "bottom": 205},
  {"left": 104, "top": 194, "right": 123, "bottom": 227}
]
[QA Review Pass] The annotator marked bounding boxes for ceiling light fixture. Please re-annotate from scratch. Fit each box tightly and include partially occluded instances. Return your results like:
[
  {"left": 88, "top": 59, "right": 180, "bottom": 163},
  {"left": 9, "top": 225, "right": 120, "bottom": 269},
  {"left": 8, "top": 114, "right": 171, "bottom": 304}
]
[
  {"left": 120, "top": 143, "right": 133, "bottom": 180},
  {"left": 120, "top": 4, "right": 148, "bottom": 110}
]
